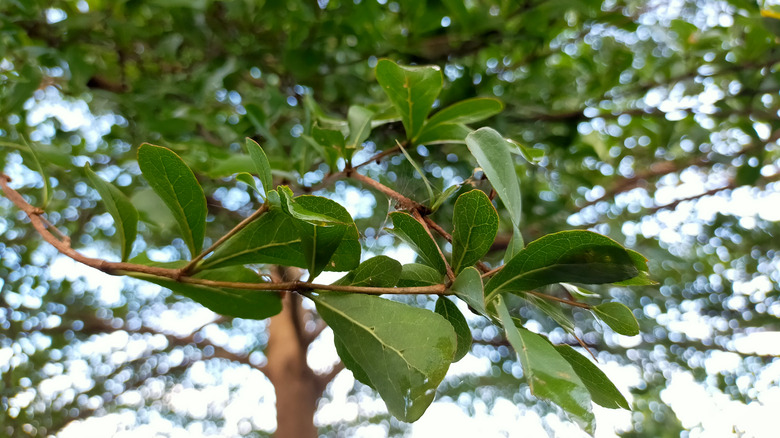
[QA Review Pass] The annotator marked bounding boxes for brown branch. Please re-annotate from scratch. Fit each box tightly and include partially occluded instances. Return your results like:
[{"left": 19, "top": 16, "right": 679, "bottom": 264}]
[
  {"left": 0, "top": 173, "right": 450, "bottom": 296},
  {"left": 315, "top": 362, "right": 346, "bottom": 394},
  {"left": 349, "top": 171, "right": 425, "bottom": 212}
]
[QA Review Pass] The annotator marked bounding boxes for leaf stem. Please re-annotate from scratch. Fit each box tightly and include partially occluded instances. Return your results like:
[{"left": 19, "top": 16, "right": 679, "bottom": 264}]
[
  {"left": 349, "top": 171, "right": 424, "bottom": 212},
  {"left": 412, "top": 209, "right": 455, "bottom": 283}
]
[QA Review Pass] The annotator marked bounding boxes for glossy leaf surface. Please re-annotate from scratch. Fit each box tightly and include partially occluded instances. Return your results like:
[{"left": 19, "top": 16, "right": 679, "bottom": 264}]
[
  {"left": 137, "top": 143, "right": 207, "bottom": 257},
  {"left": 485, "top": 231, "right": 639, "bottom": 302},
  {"left": 451, "top": 190, "right": 498, "bottom": 274}
]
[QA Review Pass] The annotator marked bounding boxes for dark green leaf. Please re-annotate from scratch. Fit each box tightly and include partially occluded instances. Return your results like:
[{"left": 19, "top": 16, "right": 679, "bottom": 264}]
[
  {"left": 450, "top": 267, "right": 486, "bottom": 316},
  {"left": 421, "top": 97, "right": 503, "bottom": 133},
  {"left": 555, "top": 345, "right": 631, "bottom": 410},
  {"left": 397, "top": 263, "right": 444, "bottom": 287},
  {"left": 137, "top": 143, "right": 207, "bottom": 257},
  {"left": 389, "top": 212, "right": 447, "bottom": 275},
  {"left": 346, "top": 105, "right": 374, "bottom": 149},
  {"left": 466, "top": 128, "right": 523, "bottom": 228},
  {"left": 333, "top": 335, "right": 374, "bottom": 388},
  {"left": 245, "top": 138, "right": 274, "bottom": 197},
  {"left": 132, "top": 266, "right": 281, "bottom": 320},
  {"left": 375, "top": 59, "right": 442, "bottom": 140},
  {"left": 494, "top": 296, "right": 594, "bottom": 432},
  {"left": 279, "top": 189, "right": 347, "bottom": 226},
  {"left": 313, "top": 293, "right": 456, "bottom": 422},
  {"left": 435, "top": 297, "right": 471, "bottom": 361},
  {"left": 85, "top": 164, "right": 138, "bottom": 262},
  {"left": 593, "top": 302, "right": 640, "bottom": 336},
  {"left": 485, "top": 231, "right": 639, "bottom": 303},
  {"left": 451, "top": 190, "right": 498, "bottom": 274}
]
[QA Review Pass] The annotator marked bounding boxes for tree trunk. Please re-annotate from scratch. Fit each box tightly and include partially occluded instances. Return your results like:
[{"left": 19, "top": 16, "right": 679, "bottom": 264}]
[{"left": 265, "top": 291, "right": 320, "bottom": 438}]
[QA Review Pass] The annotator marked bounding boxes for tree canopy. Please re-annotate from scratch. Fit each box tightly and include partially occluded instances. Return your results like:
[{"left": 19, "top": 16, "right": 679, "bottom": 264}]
[{"left": 1, "top": 1, "right": 779, "bottom": 437}]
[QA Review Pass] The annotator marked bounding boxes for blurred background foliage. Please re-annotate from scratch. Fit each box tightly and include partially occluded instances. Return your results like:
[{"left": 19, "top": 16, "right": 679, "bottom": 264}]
[{"left": 1, "top": 0, "right": 779, "bottom": 436}]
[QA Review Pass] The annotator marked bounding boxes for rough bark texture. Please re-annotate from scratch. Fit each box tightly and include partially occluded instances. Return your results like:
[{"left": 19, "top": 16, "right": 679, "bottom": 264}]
[{"left": 265, "top": 267, "right": 321, "bottom": 438}]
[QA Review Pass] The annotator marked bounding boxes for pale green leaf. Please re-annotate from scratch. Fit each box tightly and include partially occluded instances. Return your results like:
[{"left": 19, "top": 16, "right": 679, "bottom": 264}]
[
  {"left": 137, "top": 143, "right": 207, "bottom": 257},
  {"left": 85, "top": 164, "right": 138, "bottom": 262},
  {"left": 313, "top": 293, "right": 456, "bottom": 422},
  {"left": 593, "top": 302, "right": 640, "bottom": 336},
  {"left": 435, "top": 297, "right": 471, "bottom": 361},
  {"left": 451, "top": 190, "right": 498, "bottom": 274},
  {"left": 375, "top": 59, "right": 442, "bottom": 140},
  {"left": 245, "top": 138, "right": 274, "bottom": 197},
  {"left": 430, "top": 183, "right": 461, "bottom": 212},
  {"left": 450, "top": 267, "right": 486, "bottom": 316},
  {"left": 555, "top": 345, "right": 631, "bottom": 410},
  {"left": 494, "top": 296, "right": 594, "bottom": 432},
  {"left": 346, "top": 105, "right": 374, "bottom": 149},
  {"left": 505, "top": 224, "right": 525, "bottom": 260},
  {"left": 465, "top": 127, "right": 523, "bottom": 228}
]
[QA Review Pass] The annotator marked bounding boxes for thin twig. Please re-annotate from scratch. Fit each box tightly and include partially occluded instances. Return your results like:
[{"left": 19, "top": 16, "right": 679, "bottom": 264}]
[
  {"left": 182, "top": 203, "right": 269, "bottom": 274},
  {"left": 524, "top": 289, "right": 591, "bottom": 309},
  {"left": 412, "top": 209, "right": 455, "bottom": 283}
]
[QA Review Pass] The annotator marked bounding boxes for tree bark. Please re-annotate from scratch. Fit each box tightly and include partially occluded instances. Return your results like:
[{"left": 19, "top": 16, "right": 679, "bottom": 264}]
[{"left": 265, "top": 291, "right": 320, "bottom": 438}]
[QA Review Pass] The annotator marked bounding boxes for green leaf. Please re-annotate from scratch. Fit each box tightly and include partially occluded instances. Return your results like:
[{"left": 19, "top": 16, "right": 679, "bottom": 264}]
[
  {"left": 132, "top": 266, "right": 281, "bottom": 320},
  {"left": 200, "top": 207, "right": 304, "bottom": 270},
  {"left": 614, "top": 250, "right": 657, "bottom": 286},
  {"left": 421, "top": 97, "right": 503, "bottom": 133},
  {"left": 494, "top": 296, "right": 594, "bottom": 432},
  {"left": 85, "top": 164, "right": 138, "bottom": 262},
  {"left": 130, "top": 188, "right": 177, "bottom": 230},
  {"left": 137, "top": 143, "right": 207, "bottom": 257},
  {"left": 245, "top": 138, "right": 273, "bottom": 197},
  {"left": 451, "top": 190, "right": 498, "bottom": 275},
  {"left": 450, "top": 267, "right": 486, "bottom": 316},
  {"left": 19, "top": 140, "right": 51, "bottom": 208},
  {"left": 435, "top": 297, "right": 471, "bottom": 361},
  {"left": 340, "top": 255, "right": 402, "bottom": 287},
  {"left": 398, "top": 263, "right": 444, "bottom": 287},
  {"left": 375, "top": 59, "right": 442, "bottom": 140},
  {"left": 346, "top": 105, "right": 374, "bottom": 150},
  {"left": 485, "top": 231, "right": 639, "bottom": 303},
  {"left": 389, "top": 212, "right": 447, "bottom": 275},
  {"left": 555, "top": 345, "right": 631, "bottom": 410},
  {"left": 333, "top": 335, "right": 374, "bottom": 388},
  {"left": 523, "top": 293, "right": 576, "bottom": 334},
  {"left": 415, "top": 123, "right": 472, "bottom": 145},
  {"left": 466, "top": 127, "right": 523, "bottom": 229},
  {"left": 313, "top": 293, "right": 456, "bottom": 422},
  {"left": 593, "top": 302, "right": 640, "bottom": 336}
]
